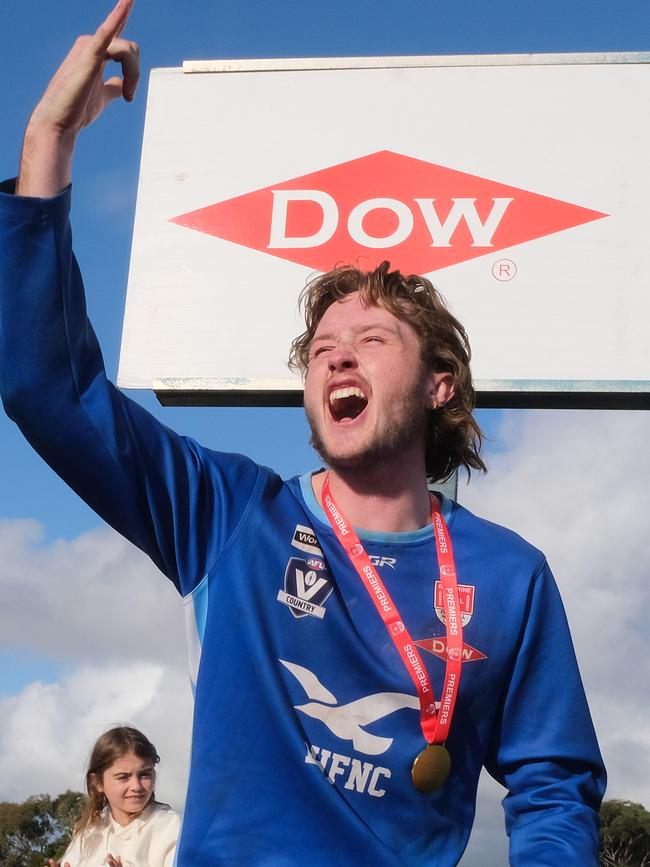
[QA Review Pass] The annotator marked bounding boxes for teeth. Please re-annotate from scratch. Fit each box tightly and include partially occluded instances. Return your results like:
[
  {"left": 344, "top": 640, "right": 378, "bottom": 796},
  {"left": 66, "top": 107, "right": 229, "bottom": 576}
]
[{"left": 330, "top": 386, "right": 367, "bottom": 403}]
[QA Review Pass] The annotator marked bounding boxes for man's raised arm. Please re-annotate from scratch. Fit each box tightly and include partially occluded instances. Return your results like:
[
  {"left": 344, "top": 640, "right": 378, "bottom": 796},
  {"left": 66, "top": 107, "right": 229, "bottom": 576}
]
[
  {"left": 17, "top": 0, "right": 139, "bottom": 197},
  {"left": 0, "top": 1, "right": 261, "bottom": 596}
]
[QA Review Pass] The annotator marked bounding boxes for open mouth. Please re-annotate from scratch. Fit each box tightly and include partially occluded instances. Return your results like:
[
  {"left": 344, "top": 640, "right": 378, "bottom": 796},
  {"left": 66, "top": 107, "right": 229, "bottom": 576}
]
[{"left": 329, "top": 386, "right": 368, "bottom": 422}]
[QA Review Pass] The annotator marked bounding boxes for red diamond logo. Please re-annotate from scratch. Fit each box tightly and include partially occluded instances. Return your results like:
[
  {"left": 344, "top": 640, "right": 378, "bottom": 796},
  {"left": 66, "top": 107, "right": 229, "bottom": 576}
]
[
  {"left": 415, "top": 637, "right": 487, "bottom": 664},
  {"left": 170, "top": 150, "right": 607, "bottom": 274}
]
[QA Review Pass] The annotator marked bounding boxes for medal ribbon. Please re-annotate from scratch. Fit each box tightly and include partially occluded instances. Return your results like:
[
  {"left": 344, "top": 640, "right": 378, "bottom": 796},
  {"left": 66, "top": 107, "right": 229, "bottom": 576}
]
[{"left": 321, "top": 475, "right": 463, "bottom": 745}]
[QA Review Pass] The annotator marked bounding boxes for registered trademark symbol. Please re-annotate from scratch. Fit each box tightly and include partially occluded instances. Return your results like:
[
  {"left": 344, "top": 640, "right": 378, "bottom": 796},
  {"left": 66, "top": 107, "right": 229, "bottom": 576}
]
[{"left": 492, "top": 259, "right": 517, "bottom": 281}]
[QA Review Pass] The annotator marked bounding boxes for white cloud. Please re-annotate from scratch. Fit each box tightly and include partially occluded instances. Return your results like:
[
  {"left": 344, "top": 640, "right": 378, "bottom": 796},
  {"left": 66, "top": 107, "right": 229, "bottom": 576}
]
[
  {"left": 0, "top": 661, "right": 192, "bottom": 807},
  {"left": 0, "top": 521, "right": 186, "bottom": 666},
  {"left": 0, "top": 523, "right": 193, "bottom": 807}
]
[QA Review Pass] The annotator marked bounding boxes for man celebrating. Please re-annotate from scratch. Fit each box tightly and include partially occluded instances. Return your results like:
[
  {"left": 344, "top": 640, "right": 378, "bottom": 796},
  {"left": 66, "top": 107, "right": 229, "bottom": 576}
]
[{"left": 0, "top": 2, "right": 605, "bottom": 864}]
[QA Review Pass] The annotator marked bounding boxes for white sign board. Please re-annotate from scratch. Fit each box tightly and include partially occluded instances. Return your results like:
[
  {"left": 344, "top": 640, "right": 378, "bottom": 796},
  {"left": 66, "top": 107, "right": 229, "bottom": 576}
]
[{"left": 119, "top": 53, "right": 650, "bottom": 407}]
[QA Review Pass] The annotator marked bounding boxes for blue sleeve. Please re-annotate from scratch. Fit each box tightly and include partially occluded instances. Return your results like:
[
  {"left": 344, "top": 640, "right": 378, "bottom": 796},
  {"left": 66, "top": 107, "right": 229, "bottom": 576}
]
[
  {"left": 0, "top": 181, "right": 261, "bottom": 597},
  {"left": 483, "top": 561, "right": 606, "bottom": 865}
]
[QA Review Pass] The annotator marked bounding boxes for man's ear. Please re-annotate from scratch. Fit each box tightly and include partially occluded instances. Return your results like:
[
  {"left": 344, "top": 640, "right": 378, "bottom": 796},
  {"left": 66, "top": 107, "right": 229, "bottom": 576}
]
[{"left": 428, "top": 371, "right": 456, "bottom": 409}]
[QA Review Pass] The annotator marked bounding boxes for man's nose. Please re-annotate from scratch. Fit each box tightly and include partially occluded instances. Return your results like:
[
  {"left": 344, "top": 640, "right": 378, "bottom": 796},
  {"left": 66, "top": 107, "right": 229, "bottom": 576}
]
[{"left": 328, "top": 343, "right": 358, "bottom": 371}]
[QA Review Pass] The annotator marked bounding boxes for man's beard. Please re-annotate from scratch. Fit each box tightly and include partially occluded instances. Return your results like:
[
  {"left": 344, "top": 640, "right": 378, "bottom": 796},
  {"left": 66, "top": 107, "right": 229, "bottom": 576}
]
[{"left": 306, "top": 387, "right": 428, "bottom": 473}]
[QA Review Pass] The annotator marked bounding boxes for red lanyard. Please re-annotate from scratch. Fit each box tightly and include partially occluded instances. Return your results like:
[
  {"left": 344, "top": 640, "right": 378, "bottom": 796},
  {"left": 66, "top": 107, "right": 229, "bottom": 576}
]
[{"left": 321, "top": 475, "right": 463, "bottom": 746}]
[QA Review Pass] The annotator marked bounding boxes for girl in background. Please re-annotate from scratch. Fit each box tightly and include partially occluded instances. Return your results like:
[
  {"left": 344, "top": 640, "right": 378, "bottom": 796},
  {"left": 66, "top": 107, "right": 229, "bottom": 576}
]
[{"left": 46, "top": 726, "right": 180, "bottom": 867}]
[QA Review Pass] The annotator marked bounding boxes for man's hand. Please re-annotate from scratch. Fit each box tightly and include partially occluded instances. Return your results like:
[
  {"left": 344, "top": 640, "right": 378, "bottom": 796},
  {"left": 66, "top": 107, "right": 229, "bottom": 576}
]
[{"left": 17, "top": 0, "right": 140, "bottom": 197}]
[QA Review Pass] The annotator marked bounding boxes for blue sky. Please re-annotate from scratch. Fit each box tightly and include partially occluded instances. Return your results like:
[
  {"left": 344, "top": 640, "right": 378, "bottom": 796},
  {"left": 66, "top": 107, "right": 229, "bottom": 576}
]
[{"left": 1, "top": 1, "right": 649, "bottom": 864}]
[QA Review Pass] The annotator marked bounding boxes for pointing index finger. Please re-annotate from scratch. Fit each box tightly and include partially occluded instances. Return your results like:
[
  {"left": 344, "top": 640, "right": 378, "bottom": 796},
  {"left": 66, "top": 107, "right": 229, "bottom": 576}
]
[{"left": 95, "top": 0, "right": 135, "bottom": 51}]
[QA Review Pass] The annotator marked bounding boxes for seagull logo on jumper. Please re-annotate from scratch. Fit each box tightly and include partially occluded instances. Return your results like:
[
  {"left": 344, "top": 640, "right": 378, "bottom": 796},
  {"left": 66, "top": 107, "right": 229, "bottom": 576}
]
[{"left": 280, "top": 659, "right": 420, "bottom": 755}]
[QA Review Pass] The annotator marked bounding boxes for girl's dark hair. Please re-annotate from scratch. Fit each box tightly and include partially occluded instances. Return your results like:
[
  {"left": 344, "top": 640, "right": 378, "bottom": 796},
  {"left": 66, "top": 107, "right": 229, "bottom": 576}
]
[{"left": 289, "top": 261, "right": 486, "bottom": 481}]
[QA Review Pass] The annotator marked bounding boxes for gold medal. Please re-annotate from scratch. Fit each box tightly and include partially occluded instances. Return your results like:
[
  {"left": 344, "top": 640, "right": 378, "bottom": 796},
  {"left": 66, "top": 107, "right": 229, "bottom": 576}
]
[{"left": 411, "top": 744, "right": 451, "bottom": 793}]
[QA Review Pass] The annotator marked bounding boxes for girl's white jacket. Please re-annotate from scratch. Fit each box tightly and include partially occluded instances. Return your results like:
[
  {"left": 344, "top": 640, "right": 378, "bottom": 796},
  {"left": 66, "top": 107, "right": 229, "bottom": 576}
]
[{"left": 61, "top": 802, "right": 180, "bottom": 867}]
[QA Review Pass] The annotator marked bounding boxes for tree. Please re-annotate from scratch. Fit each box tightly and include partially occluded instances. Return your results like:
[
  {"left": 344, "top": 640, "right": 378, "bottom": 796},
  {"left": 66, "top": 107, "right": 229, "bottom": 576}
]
[
  {"left": 0, "top": 791, "right": 84, "bottom": 867},
  {"left": 600, "top": 799, "right": 650, "bottom": 867}
]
